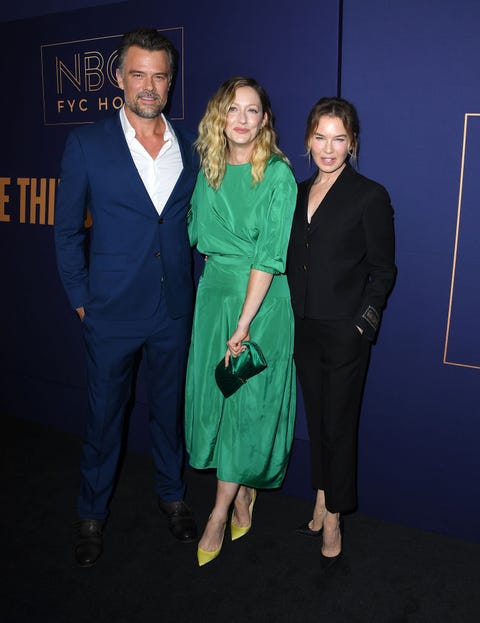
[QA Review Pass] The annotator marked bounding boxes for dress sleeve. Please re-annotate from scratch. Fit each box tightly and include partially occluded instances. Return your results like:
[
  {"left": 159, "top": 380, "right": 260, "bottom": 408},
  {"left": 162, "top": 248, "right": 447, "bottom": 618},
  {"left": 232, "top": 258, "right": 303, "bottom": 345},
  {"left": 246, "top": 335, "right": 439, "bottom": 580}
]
[{"left": 252, "top": 160, "right": 297, "bottom": 275}]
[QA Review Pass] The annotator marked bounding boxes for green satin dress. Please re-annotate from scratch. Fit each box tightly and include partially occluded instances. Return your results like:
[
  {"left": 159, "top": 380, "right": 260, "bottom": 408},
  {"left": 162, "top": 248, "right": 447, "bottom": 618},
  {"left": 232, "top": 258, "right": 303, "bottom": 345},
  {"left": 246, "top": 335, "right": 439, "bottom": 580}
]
[{"left": 185, "top": 155, "right": 297, "bottom": 488}]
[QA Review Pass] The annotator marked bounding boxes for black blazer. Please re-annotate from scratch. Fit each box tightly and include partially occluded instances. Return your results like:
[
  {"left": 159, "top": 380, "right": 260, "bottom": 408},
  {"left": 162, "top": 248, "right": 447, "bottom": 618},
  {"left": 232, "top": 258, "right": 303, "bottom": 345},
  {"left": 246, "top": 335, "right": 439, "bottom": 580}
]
[{"left": 287, "top": 163, "right": 397, "bottom": 340}]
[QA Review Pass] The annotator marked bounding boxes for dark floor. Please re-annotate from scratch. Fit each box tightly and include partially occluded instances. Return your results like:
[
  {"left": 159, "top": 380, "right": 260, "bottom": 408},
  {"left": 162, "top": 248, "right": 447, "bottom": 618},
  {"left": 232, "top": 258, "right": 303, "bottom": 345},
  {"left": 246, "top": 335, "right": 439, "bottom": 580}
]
[{"left": 2, "top": 414, "right": 480, "bottom": 623}]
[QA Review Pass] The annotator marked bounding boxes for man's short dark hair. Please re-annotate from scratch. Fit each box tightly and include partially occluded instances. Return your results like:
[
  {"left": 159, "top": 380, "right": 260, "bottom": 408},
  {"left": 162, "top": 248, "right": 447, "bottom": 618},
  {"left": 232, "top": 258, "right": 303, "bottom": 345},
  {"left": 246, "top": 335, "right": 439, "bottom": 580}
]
[{"left": 117, "top": 27, "right": 178, "bottom": 78}]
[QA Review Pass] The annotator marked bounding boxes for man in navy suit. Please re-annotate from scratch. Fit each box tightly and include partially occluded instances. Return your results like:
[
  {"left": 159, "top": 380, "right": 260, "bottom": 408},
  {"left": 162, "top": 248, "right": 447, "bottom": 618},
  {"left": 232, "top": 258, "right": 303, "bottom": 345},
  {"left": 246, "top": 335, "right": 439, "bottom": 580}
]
[{"left": 54, "top": 28, "right": 198, "bottom": 567}]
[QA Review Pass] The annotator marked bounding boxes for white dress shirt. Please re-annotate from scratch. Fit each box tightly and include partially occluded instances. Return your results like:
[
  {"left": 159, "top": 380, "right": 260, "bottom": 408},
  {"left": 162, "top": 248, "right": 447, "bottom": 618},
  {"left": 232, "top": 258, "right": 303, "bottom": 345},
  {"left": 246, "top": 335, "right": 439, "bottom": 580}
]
[{"left": 119, "top": 106, "right": 183, "bottom": 215}]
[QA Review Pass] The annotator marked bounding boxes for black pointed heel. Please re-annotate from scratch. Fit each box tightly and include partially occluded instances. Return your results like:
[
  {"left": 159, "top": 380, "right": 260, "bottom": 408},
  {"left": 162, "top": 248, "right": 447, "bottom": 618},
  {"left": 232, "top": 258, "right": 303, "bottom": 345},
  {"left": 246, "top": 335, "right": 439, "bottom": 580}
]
[
  {"left": 295, "top": 521, "right": 323, "bottom": 537},
  {"left": 320, "top": 518, "right": 343, "bottom": 569}
]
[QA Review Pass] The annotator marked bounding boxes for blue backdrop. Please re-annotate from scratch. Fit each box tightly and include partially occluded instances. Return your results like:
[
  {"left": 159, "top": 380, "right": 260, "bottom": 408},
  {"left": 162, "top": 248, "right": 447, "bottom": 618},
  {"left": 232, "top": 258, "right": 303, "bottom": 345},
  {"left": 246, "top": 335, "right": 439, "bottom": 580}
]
[
  {"left": 341, "top": 0, "right": 480, "bottom": 541},
  {"left": 1, "top": 0, "right": 478, "bottom": 542},
  {"left": 0, "top": 0, "right": 338, "bottom": 510}
]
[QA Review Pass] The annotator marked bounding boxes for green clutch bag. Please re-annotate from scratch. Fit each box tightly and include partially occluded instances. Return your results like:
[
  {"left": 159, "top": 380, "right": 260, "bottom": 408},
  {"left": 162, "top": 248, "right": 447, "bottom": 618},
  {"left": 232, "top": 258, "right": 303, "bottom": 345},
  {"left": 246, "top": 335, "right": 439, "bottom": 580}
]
[{"left": 215, "top": 341, "right": 267, "bottom": 398}]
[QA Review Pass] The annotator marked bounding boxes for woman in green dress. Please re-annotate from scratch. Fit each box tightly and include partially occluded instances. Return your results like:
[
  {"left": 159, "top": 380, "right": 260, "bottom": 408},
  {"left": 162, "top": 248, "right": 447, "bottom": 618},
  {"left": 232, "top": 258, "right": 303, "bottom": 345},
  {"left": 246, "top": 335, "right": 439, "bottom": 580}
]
[{"left": 185, "top": 77, "right": 297, "bottom": 566}]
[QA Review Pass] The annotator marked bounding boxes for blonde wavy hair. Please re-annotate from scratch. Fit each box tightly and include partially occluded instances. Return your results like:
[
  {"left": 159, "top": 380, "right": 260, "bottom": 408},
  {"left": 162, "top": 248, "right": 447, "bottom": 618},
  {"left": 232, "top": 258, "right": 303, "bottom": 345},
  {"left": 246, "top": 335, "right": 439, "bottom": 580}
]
[{"left": 195, "top": 77, "right": 289, "bottom": 190}]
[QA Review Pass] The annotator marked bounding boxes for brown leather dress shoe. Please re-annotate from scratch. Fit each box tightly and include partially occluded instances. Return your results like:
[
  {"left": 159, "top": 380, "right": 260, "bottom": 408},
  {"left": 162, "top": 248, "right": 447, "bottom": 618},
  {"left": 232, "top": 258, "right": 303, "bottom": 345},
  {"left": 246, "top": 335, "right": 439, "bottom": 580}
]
[
  {"left": 158, "top": 499, "right": 197, "bottom": 543},
  {"left": 74, "top": 519, "right": 104, "bottom": 567}
]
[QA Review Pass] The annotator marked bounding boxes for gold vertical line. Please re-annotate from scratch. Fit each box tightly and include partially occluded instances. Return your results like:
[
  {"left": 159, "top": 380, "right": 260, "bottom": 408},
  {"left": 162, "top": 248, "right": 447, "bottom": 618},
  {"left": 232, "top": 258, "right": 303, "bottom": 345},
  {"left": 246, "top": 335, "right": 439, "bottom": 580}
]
[
  {"left": 444, "top": 113, "right": 468, "bottom": 363},
  {"left": 40, "top": 45, "right": 48, "bottom": 125},
  {"left": 444, "top": 113, "right": 480, "bottom": 369}
]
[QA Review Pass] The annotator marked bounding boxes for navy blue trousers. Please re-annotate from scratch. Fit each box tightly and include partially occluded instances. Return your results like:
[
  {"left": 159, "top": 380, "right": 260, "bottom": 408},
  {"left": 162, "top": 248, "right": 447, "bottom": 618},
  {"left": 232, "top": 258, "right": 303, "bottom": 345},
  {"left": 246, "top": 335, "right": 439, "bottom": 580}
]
[{"left": 78, "top": 296, "right": 192, "bottom": 520}]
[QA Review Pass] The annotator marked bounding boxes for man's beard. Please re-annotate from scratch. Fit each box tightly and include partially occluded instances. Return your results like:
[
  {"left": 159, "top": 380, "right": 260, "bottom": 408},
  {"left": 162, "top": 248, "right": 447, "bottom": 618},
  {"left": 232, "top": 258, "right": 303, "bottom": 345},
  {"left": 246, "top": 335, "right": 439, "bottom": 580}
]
[{"left": 125, "top": 91, "right": 165, "bottom": 119}]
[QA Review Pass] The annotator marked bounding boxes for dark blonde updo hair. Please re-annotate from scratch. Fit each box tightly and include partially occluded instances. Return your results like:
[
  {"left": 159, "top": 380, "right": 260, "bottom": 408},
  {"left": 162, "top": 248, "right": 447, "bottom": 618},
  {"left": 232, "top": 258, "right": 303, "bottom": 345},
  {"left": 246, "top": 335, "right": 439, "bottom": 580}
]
[{"left": 305, "top": 97, "right": 360, "bottom": 163}]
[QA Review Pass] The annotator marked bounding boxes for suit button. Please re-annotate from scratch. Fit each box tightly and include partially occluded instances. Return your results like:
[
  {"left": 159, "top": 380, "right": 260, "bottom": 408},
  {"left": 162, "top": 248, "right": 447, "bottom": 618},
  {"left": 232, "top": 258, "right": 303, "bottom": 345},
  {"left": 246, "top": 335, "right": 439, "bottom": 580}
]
[
  {"left": 154, "top": 251, "right": 161, "bottom": 258},
  {"left": 305, "top": 241, "right": 309, "bottom": 248},
  {"left": 303, "top": 265, "right": 307, "bottom": 271},
  {"left": 158, "top": 218, "right": 164, "bottom": 224}
]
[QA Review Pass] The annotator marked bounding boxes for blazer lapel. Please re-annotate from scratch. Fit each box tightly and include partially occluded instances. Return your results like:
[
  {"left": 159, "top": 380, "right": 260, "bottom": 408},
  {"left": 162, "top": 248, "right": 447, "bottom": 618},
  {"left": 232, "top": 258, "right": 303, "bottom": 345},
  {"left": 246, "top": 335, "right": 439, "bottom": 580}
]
[
  {"left": 105, "top": 114, "right": 196, "bottom": 218},
  {"left": 105, "top": 114, "right": 158, "bottom": 216},
  {"left": 161, "top": 124, "right": 196, "bottom": 216},
  {"left": 296, "top": 173, "right": 315, "bottom": 231},
  {"left": 308, "top": 164, "right": 355, "bottom": 234}
]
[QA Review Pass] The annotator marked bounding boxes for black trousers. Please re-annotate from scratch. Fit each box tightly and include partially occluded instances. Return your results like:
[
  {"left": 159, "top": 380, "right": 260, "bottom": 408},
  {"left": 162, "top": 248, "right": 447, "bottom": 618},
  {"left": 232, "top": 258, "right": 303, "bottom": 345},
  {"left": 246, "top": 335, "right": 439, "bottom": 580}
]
[{"left": 294, "top": 315, "right": 371, "bottom": 513}]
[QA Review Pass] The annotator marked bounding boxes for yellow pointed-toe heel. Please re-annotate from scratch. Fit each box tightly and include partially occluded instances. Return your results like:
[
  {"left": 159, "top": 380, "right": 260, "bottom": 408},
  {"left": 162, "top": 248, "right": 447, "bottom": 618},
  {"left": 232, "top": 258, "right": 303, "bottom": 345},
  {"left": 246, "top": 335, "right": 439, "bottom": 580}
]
[
  {"left": 197, "top": 524, "right": 225, "bottom": 567},
  {"left": 231, "top": 489, "right": 257, "bottom": 541}
]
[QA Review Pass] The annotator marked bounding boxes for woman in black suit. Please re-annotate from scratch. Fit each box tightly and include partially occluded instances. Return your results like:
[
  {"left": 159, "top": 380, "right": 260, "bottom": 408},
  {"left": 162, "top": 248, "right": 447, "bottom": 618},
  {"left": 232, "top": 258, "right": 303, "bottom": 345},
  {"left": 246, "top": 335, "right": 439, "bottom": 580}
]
[{"left": 287, "top": 97, "right": 396, "bottom": 564}]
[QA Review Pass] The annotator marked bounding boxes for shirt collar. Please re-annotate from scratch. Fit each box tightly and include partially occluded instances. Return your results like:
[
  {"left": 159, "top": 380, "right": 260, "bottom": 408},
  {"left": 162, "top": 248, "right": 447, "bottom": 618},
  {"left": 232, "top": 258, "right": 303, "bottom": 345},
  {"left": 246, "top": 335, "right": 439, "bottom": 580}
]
[{"left": 119, "top": 106, "right": 175, "bottom": 146}]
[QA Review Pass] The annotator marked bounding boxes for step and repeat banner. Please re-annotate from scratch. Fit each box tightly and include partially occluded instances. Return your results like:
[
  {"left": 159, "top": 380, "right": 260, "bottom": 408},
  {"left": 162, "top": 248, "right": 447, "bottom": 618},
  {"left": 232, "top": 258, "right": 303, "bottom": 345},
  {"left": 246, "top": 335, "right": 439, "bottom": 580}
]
[
  {"left": 341, "top": 0, "right": 480, "bottom": 541},
  {"left": 3, "top": 0, "right": 479, "bottom": 542},
  {"left": 0, "top": 0, "right": 339, "bottom": 492}
]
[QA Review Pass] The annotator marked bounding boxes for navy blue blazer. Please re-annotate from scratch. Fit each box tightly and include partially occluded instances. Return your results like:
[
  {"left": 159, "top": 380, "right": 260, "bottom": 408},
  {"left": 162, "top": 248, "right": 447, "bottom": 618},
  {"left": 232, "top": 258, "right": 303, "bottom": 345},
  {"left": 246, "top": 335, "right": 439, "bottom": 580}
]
[{"left": 54, "top": 113, "right": 198, "bottom": 320}]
